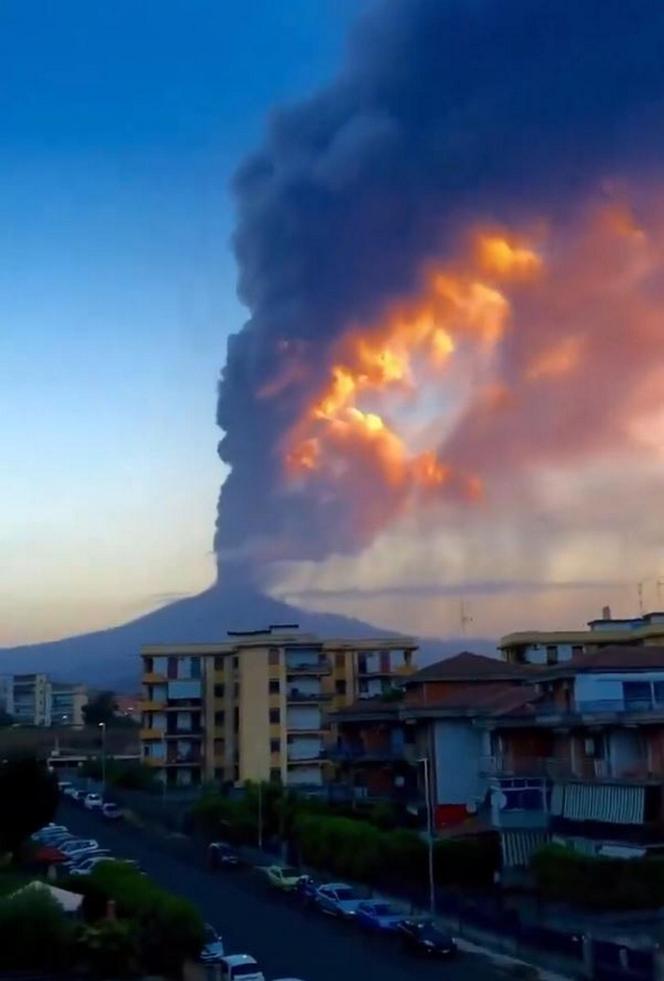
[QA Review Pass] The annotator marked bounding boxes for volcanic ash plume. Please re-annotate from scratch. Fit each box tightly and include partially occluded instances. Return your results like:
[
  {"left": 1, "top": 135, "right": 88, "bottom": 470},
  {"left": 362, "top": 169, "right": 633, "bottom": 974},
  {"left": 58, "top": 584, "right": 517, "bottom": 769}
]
[{"left": 215, "top": 0, "right": 664, "bottom": 576}]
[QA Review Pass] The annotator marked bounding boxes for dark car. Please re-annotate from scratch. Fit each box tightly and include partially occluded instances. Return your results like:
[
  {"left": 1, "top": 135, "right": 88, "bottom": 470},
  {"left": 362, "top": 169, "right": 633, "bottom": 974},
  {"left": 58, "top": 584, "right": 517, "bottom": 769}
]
[
  {"left": 295, "top": 875, "right": 318, "bottom": 908},
  {"left": 207, "top": 841, "right": 240, "bottom": 870},
  {"left": 398, "top": 918, "right": 457, "bottom": 957}
]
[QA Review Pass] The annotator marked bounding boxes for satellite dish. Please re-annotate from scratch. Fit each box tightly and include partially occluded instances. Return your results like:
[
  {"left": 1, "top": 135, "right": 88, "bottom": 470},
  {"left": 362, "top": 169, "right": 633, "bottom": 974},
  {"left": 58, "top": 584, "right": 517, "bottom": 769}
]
[{"left": 491, "top": 791, "right": 508, "bottom": 810}]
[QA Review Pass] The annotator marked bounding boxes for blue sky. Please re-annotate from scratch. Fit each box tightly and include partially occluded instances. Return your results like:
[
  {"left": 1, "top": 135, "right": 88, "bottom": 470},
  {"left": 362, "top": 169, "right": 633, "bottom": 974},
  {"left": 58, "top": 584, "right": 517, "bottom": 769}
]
[{"left": 0, "top": 0, "right": 361, "bottom": 644}]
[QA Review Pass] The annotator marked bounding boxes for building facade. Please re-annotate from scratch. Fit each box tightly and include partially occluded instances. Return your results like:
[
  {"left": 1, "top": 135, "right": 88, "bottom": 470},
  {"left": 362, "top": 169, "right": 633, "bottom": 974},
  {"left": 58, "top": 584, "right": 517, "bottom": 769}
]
[
  {"left": 140, "top": 627, "right": 416, "bottom": 789},
  {"left": 0, "top": 674, "right": 88, "bottom": 727},
  {"left": 501, "top": 610, "right": 664, "bottom": 666}
]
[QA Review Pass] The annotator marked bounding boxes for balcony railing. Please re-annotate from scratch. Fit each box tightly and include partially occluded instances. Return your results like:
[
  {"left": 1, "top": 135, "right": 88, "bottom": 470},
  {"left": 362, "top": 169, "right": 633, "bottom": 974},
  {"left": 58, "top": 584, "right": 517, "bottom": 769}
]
[
  {"left": 286, "top": 661, "right": 332, "bottom": 676},
  {"left": 164, "top": 728, "right": 202, "bottom": 738},
  {"left": 286, "top": 690, "right": 331, "bottom": 702},
  {"left": 481, "top": 755, "right": 659, "bottom": 782},
  {"left": 165, "top": 752, "right": 202, "bottom": 765},
  {"left": 287, "top": 752, "right": 326, "bottom": 763},
  {"left": 326, "top": 745, "right": 407, "bottom": 763}
]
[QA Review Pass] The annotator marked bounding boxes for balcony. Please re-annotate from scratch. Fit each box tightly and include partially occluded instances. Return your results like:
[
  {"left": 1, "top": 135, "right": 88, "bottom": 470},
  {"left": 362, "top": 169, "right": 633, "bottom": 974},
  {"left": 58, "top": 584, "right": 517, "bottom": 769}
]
[
  {"left": 140, "top": 728, "right": 165, "bottom": 741},
  {"left": 327, "top": 745, "right": 407, "bottom": 764},
  {"left": 286, "top": 661, "right": 331, "bottom": 676},
  {"left": 164, "top": 728, "right": 202, "bottom": 738},
  {"left": 142, "top": 672, "right": 167, "bottom": 684},
  {"left": 140, "top": 700, "right": 167, "bottom": 712},
  {"left": 481, "top": 755, "right": 660, "bottom": 783},
  {"left": 286, "top": 690, "right": 331, "bottom": 703},
  {"left": 165, "top": 752, "right": 202, "bottom": 766},
  {"left": 287, "top": 752, "right": 326, "bottom": 764}
]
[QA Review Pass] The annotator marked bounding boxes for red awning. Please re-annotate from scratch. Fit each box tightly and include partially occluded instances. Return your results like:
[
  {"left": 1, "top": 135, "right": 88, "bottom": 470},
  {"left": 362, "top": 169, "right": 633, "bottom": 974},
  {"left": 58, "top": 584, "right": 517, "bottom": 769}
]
[{"left": 33, "top": 846, "right": 67, "bottom": 864}]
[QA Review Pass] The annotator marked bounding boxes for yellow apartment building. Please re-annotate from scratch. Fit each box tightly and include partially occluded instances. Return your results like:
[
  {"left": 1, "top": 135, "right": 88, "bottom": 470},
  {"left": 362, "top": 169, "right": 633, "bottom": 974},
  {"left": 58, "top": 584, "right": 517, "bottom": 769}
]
[
  {"left": 501, "top": 611, "right": 664, "bottom": 667},
  {"left": 139, "top": 626, "right": 416, "bottom": 789}
]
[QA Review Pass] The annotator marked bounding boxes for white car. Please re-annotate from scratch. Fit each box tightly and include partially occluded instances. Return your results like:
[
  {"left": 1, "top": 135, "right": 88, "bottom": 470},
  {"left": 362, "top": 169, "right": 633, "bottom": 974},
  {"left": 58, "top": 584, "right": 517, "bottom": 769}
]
[
  {"left": 200, "top": 924, "right": 224, "bottom": 964},
  {"left": 69, "top": 854, "right": 116, "bottom": 876},
  {"left": 218, "top": 954, "right": 264, "bottom": 981},
  {"left": 58, "top": 839, "right": 99, "bottom": 856},
  {"left": 84, "top": 793, "right": 103, "bottom": 811},
  {"left": 314, "top": 883, "right": 364, "bottom": 918}
]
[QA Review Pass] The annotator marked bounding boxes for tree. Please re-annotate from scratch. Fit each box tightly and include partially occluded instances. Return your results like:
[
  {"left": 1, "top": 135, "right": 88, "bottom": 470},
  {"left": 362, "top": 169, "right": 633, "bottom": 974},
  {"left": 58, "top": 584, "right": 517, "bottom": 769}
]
[
  {"left": 0, "top": 757, "right": 59, "bottom": 857},
  {"left": 83, "top": 691, "right": 118, "bottom": 727}
]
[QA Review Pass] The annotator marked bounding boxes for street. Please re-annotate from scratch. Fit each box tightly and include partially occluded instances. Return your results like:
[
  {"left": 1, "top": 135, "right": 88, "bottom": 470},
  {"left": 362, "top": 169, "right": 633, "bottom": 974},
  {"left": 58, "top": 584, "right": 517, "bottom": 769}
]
[{"left": 59, "top": 801, "right": 514, "bottom": 981}]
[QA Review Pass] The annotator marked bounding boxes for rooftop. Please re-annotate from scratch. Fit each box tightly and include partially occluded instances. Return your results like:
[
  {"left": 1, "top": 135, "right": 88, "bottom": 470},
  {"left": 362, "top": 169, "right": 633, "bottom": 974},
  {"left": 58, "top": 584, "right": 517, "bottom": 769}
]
[
  {"left": 540, "top": 645, "right": 664, "bottom": 677},
  {"left": 402, "top": 651, "right": 528, "bottom": 685}
]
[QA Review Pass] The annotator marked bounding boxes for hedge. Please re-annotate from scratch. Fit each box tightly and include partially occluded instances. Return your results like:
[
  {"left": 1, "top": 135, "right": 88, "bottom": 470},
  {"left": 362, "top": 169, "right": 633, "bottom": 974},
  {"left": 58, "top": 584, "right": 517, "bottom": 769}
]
[
  {"left": 532, "top": 844, "right": 664, "bottom": 910},
  {"left": 0, "top": 887, "right": 74, "bottom": 971},
  {"left": 65, "top": 861, "right": 204, "bottom": 975}
]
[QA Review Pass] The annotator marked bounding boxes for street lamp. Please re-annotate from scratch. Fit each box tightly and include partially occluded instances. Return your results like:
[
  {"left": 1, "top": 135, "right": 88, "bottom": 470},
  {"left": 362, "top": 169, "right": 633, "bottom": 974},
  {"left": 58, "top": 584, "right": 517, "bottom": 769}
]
[
  {"left": 417, "top": 756, "right": 436, "bottom": 915},
  {"left": 98, "top": 722, "right": 106, "bottom": 797}
]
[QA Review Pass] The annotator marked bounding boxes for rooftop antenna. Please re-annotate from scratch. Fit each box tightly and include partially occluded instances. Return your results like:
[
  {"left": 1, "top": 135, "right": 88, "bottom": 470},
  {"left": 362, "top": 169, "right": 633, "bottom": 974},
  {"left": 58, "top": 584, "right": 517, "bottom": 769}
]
[
  {"left": 460, "top": 600, "right": 473, "bottom": 636},
  {"left": 657, "top": 578, "right": 664, "bottom": 607}
]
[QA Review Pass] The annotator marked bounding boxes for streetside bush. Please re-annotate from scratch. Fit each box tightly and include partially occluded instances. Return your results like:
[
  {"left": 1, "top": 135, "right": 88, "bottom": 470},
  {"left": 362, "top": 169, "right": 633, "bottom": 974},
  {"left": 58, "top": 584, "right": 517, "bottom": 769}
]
[
  {"left": 433, "top": 834, "right": 501, "bottom": 888},
  {"left": 76, "top": 918, "right": 139, "bottom": 979},
  {"left": 0, "top": 886, "right": 74, "bottom": 970},
  {"left": 88, "top": 861, "right": 204, "bottom": 974},
  {"left": 531, "top": 844, "right": 664, "bottom": 909}
]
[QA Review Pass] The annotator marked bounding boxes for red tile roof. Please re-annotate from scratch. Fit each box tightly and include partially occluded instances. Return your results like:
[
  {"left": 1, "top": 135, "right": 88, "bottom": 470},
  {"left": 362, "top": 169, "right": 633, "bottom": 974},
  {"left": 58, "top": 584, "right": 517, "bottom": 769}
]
[
  {"left": 402, "top": 682, "right": 540, "bottom": 718},
  {"left": 543, "top": 645, "right": 664, "bottom": 676},
  {"left": 402, "top": 650, "right": 531, "bottom": 684}
]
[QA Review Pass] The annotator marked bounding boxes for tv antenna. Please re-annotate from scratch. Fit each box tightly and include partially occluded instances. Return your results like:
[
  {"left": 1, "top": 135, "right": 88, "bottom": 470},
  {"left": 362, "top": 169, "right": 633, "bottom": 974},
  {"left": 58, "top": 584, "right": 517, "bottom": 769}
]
[{"left": 460, "top": 600, "right": 473, "bottom": 636}]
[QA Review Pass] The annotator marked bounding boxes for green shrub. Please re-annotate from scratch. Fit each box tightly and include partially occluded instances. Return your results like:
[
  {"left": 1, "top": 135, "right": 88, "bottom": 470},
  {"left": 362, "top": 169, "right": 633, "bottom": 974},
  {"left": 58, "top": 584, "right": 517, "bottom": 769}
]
[
  {"left": 77, "top": 918, "right": 138, "bottom": 978},
  {"left": 88, "top": 861, "right": 204, "bottom": 973},
  {"left": 0, "top": 886, "right": 73, "bottom": 970},
  {"left": 531, "top": 844, "right": 664, "bottom": 909}
]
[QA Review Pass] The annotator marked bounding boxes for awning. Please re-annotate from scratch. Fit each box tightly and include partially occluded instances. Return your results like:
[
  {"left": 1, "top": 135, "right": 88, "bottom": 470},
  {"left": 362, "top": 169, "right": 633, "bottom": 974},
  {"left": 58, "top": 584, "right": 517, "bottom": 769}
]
[
  {"left": 559, "top": 783, "right": 644, "bottom": 824},
  {"left": 500, "top": 830, "right": 549, "bottom": 868}
]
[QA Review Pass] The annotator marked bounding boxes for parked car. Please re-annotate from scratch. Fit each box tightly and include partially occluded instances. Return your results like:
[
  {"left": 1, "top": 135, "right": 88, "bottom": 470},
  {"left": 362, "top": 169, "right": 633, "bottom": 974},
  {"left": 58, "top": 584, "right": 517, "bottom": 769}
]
[
  {"left": 294, "top": 875, "right": 319, "bottom": 908},
  {"left": 33, "top": 825, "right": 68, "bottom": 841},
  {"left": 355, "top": 901, "right": 406, "bottom": 933},
  {"left": 262, "top": 865, "right": 304, "bottom": 892},
  {"left": 58, "top": 839, "right": 100, "bottom": 858},
  {"left": 101, "top": 802, "right": 122, "bottom": 820},
  {"left": 67, "top": 853, "right": 113, "bottom": 874},
  {"left": 208, "top": 841, "right": 240, "bottom": 869},
  {"left": 217, "top": 953, "right": 264, "bottom": 981},
  {"left": 57, "top": 780, "right": 72, "bottom": 792},
  {"left": 200, "top": 924, "right": 225, "bottom": 964},
  {"left": 398, "top": 918, "right": 457, "bottom": 957},
  {"left": 84, "top": 793, "right": 103, "bottom": 811},
  {"left": 314, "top": 883, "right": 364, "bottom": 918},
  {"left": 70, "top": 789, "right": 87, "bottom": 804}
]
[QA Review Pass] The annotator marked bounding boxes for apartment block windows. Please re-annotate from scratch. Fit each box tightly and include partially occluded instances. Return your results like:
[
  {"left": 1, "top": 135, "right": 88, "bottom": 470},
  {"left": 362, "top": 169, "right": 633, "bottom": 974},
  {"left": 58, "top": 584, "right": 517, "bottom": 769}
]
[
  {"left": 269, "top": 679, "right": 280, "bottom": 695},
  {"left": 546, "top": 645, "right": 557, "bottom": 665},
  {"left": 233, "top": 707, "right": 239, "bottom": 732},
  {"left": 335, "top": 654, "right": 344, "bottom": 669},
  {"left": 214, "top": 684, "right": 225, "bottom": 698},
  {"left": 232, "top": 656, "right": 239, "bottom": 669},
  {"left": 190, "top": 658, "right": 201, "bottom": 679},
  {"left": 270, "top": 738, "right": 280, "bottom": 754},
  {"left": 623, "top": 681, "right": 652, "bottom": 710},
  {"left": 144, "top": 657, "right": 154, "bottom": 674},
  {"left": 269, "top": 708, "right": 280, "bottom": 725},
  {"left": 234, "top": 682, "right": 240, "bottom": 699},
  {"left": 214, "top": 711, "right": 225, "bottom": 726},
  {"left": 268, "top": 648, "right": 280, "bottom": 666},
  {"left": 167, "top": 657, "right": 178, "bottom": 679},
  {"left": 335, "top": 680, "right": 347, "bottom": 695},
  {"left": 214, "top": 656, "right": 224, "bottom": 670}
]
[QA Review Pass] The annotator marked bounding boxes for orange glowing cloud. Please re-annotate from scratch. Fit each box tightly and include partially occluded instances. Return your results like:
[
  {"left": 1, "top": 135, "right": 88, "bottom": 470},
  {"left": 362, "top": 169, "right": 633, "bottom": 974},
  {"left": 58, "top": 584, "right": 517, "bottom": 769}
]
[{"left": 280, "top": 232, "right": 541, "bottom": 527}]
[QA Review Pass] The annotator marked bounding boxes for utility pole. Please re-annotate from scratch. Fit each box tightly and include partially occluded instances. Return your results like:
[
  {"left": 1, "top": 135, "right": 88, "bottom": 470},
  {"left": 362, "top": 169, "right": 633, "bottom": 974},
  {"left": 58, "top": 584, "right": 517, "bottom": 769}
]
[
  {"left": 98, "top": 722, "right": 106, "bottom": 797},
  {"left": 417, "top": 757, "right": 436, "bottom": 915}
]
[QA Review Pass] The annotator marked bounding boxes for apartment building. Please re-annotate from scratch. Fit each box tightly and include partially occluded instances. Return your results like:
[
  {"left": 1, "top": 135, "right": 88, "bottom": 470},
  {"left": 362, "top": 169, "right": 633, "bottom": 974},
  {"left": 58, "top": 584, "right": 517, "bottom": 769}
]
[
  {"left": 480, "top": 645, "right": 664, "bottom": 866},
  {"left": 140, "top": 627, "right": 416, "bottom": 789},
  {"left": 501, "top": 608, "right": 664, "bottom": 666},
  {"left": 0, "top": 674, "right": 88, "bottom": 727},
  {"left": 331, "top": 651, "right": 535, "bottom": 827}
]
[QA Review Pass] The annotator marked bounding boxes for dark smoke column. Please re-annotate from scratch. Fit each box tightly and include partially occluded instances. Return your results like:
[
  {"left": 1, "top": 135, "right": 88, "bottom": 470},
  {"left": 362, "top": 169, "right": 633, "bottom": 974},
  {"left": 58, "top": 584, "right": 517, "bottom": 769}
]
[{"left": 214, "top": 0, "right": 664, "bottom": 579}]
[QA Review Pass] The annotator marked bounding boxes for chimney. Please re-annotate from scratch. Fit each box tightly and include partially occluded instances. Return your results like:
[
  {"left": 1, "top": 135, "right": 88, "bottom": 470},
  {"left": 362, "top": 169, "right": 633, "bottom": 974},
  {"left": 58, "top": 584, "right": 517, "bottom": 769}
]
[{"left": 602, "top": 605, "right": 612, "bottom": 620}]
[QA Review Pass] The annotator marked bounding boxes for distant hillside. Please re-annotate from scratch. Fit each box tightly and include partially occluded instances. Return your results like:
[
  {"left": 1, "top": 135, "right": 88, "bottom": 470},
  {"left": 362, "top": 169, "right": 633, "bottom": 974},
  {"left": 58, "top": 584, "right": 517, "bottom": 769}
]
[{"left": 0, "top": 583, "right": 497, "bottom": 690}]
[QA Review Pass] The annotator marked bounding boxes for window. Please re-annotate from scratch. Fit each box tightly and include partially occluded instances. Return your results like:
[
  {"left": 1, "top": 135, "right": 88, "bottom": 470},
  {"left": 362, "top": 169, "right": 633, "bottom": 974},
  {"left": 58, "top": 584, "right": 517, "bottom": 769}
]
[
  {"left": 358, "top": 655, "right": 367, "bottom": 674},
  {"left": 234, "top": 682, "right": 240, "bottom": 698},
  {"left": 214, "top": 711, "right": 225, "bottom": 726},
  {"left": 335, "top": 680, "right": 347, "bottom": 695},
  {"left": 214, "top": 739, "right": 224, "bottom": 754},
  {"left": 655, "top": 682, "right": 664, "bottom": 706},
  {"left": 359, "top": 679, "right": 369, "bottom": 694},
  {"left": 214, "top": 656, "right": 224, "bottom": 670},
  {"left": 270, "top": 738, "right": 281, "bottom": 754},
  {"left": 168, "top": 656, "right": 178, "bottom": 679},
  {"left": 623, "top": 681, "right": 652, "bottom": 710},
  {"left": 269, "top": 648, "right": 280, "bottom": 666},
  {"left": 335, "top": 653, "right": 344, "bottom": 669},
  {"left": 144, "top": 656, "right": 154, "bottom": 674},
  {"left": 232, "top": 656, "right": 239, "bottom": 669},
  {"left": 270, "top": 708, "right": 280, "bottom": 724},
  {"left": 269, "top": 679, "right": 280, "bottom": 694},
  {"left": 214, "top": 684, "right": 225, "bottom": 698},
  {"left": 546, "top": 645, "right": 557, "bottom": 665},
  {"left": 191, "top": 657, "right": 201, "bottom": 678},
  {"left": 233, "top": 707, "right": 239, "bottom": 732},
  {"left": 572, "top": 645, "right": 583, "bottom": 657}
]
